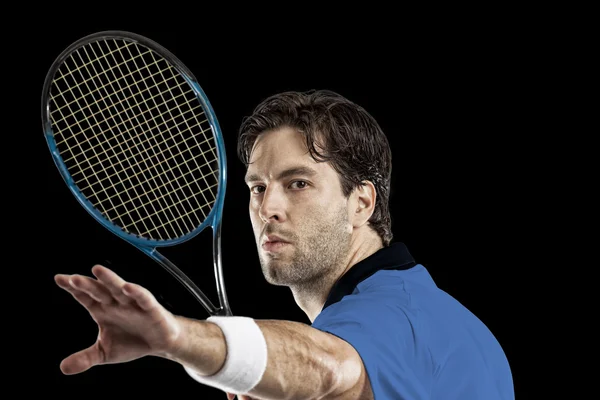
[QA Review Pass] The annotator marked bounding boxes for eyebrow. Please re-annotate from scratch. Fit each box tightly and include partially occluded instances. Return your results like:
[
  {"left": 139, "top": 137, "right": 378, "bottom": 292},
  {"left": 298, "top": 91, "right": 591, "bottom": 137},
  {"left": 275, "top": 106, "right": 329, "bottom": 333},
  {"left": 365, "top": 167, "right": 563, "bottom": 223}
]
[{"left": 244, "top": 166, "right": 318, "bottom": 184}]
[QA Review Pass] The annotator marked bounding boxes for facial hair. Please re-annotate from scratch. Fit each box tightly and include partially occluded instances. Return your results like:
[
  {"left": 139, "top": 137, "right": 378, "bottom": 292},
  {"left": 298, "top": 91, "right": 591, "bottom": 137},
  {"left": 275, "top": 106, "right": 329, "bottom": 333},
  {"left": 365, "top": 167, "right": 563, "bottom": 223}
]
[{"left": 257, "top": 203, "right": 352, "bottom": 293}]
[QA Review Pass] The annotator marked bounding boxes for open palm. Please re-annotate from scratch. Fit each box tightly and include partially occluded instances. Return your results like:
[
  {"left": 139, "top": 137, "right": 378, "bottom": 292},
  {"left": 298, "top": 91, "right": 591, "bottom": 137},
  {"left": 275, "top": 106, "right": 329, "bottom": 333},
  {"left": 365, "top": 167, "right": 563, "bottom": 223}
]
[{"left": 54, "top": 264, "right": 181, "bottom": 375}]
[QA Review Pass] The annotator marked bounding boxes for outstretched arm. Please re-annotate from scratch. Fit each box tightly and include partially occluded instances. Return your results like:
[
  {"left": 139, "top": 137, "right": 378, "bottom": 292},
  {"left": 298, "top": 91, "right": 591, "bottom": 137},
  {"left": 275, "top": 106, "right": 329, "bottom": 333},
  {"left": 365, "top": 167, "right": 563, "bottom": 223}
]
[
  {"left": 54, "top": 265, "right": 373, "bottom": 400},
  {"left": 168, "top": 316, "right": 373, "bottom": 400}
]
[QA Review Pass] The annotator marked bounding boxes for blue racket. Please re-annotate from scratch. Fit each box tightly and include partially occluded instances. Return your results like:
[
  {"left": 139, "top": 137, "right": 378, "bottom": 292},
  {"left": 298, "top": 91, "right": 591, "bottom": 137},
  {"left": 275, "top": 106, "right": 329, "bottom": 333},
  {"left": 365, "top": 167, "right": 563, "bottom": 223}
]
[{"left": 41, "top": 31, "right": 232, "bottom": 316}]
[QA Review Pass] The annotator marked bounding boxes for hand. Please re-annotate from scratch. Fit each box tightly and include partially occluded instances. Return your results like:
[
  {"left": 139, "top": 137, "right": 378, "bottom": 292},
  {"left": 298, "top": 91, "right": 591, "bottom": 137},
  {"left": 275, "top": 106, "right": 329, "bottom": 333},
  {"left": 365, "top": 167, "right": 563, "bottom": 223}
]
[{"left": 54, "top": 264, "right": 181, "bottom": 375}]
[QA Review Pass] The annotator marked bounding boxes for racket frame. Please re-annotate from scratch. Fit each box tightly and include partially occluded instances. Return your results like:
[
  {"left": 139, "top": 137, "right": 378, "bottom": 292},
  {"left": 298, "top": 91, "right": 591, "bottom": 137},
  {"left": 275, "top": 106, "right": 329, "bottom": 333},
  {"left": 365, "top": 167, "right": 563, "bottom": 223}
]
[{"left": 41, "top": 31, "right": 232, "bottom": 316}]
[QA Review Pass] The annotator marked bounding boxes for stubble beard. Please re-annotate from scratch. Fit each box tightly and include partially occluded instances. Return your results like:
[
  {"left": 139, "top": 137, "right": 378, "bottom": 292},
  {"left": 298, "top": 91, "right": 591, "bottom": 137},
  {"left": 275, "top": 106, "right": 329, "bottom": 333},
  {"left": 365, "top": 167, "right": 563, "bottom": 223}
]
[{"left": 258, "top": 204, "right": 352, "bottom": 294}]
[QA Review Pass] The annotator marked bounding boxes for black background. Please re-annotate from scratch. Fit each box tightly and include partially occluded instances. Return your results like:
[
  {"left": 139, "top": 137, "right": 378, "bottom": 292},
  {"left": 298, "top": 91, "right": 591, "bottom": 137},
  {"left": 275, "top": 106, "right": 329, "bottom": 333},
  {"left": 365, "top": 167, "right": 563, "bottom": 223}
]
[{"left": 19, "top": 22, "right": 545, "bottom": 398}]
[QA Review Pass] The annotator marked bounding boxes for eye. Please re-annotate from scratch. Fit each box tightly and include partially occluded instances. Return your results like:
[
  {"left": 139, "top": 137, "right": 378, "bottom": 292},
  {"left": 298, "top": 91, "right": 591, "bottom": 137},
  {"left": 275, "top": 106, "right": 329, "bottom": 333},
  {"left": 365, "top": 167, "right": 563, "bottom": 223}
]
[
  {"left": 289, "top": 181, "right": 308, "bottom": 189},
  {"left": 250, "top": 185, "right": 265, "bottom": 194}
]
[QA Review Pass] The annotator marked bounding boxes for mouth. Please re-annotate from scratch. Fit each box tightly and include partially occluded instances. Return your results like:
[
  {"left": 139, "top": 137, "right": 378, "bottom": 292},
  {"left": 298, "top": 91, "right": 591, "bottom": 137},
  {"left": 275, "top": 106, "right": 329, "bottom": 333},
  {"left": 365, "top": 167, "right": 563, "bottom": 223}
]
[{"left": 262, "top": 235, "right": 291, "bottom": 252}]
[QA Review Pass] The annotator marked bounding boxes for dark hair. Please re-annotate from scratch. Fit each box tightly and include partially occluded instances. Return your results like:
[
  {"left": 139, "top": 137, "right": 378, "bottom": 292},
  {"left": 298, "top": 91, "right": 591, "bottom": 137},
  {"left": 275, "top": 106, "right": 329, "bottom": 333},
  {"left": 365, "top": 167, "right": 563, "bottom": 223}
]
[{"left": 237, "top": 89, "right": 393, "bottom": 246}]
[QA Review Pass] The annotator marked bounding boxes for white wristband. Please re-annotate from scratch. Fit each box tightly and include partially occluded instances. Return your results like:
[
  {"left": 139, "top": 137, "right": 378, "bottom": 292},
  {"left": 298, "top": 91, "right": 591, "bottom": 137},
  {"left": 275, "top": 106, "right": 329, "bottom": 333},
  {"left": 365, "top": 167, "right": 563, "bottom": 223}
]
[{"left": 183, "top": 316, "right": 268, "bottom": 395}]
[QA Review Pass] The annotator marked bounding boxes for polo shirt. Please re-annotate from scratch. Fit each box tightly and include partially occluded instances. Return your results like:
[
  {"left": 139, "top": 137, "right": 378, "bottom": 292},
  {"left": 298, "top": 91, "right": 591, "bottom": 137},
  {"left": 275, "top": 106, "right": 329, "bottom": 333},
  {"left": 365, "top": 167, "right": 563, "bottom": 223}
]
[{"left": 312, "top": 242, "right": 514, "bottom": 399}]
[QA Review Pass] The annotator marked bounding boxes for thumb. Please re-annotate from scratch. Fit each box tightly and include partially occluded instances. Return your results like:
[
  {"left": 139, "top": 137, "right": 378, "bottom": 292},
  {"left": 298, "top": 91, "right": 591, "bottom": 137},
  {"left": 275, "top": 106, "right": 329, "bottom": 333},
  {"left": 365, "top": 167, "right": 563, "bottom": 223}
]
[{"left": 60, "top": 342, "right": 104, "bottom": 375}]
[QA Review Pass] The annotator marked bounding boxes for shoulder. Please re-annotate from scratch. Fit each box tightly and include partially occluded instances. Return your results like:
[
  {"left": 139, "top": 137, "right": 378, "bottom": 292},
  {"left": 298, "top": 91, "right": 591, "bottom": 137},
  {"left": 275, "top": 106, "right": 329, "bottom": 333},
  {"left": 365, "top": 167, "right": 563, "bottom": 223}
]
[
  {"left": 312, "top": 268, "right": 428, "bottom": 357},
  {"left": 312, "top": 268, "right": 434, "bottom": 398},
  {"left": 313, "top": 265, "right": 433, "bottom": 329}
]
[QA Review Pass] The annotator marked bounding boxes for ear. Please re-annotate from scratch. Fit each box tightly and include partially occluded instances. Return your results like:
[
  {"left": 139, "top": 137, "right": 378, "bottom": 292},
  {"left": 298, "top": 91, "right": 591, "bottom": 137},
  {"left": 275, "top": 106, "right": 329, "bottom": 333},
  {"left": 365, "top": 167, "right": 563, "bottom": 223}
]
[{"left": 350, "top": 181, "right": 377, "bottom": 228}]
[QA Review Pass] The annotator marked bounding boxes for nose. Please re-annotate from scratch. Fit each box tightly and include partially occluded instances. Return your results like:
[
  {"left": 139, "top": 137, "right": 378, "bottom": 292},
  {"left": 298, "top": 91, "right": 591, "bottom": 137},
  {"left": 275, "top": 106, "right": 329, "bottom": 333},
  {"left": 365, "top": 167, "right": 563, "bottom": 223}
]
[{"left": 258, "top": 185, "right": 286, "bottom": 223}]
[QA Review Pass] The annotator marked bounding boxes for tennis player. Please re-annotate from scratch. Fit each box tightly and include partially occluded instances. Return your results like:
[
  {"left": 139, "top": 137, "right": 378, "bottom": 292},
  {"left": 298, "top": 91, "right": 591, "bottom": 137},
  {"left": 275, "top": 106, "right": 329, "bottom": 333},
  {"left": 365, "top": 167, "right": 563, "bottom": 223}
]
[{"left": 55, "top": 90, "right": 515, "bottom": 399}]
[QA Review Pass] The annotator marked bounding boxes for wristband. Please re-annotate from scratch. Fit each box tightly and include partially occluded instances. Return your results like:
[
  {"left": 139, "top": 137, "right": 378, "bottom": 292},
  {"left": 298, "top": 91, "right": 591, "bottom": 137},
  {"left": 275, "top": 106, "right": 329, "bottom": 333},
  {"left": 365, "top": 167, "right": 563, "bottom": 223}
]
[{"left": 183, "top": 316, "right": 268, "bottom": 394}]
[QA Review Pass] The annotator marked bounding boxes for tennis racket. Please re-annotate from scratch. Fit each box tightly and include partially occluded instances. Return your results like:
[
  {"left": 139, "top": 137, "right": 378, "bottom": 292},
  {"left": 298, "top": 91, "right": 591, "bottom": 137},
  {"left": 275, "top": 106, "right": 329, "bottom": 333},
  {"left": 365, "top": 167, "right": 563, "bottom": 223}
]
[{"left": 41, "top": 31, "right": 232, "bottom": 317}]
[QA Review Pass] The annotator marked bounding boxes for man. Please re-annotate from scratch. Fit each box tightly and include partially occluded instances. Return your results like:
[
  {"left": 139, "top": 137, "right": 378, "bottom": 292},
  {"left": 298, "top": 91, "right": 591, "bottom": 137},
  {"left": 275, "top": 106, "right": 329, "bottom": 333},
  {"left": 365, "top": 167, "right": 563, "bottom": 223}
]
[{"left": 54, "top": 90, "right": 514, "bottom": 399}]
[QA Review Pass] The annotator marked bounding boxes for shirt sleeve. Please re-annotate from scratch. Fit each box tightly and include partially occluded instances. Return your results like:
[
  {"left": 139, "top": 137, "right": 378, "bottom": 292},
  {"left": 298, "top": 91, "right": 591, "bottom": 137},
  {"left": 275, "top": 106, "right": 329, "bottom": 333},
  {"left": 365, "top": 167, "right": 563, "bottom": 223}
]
[{"left": 312, "top": 295, "right": 430, "bottom": 400}]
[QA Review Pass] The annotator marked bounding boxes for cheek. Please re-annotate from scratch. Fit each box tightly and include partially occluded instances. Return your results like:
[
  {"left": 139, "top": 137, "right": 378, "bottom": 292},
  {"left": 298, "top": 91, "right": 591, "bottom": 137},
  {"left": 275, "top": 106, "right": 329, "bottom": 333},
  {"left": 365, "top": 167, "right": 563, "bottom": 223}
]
[
  {"left": 249, "top": 202, "right": 262, "bottom": 227},
  {"left": 249, "top": 195, "right": 263, "bottom": 211},
  {"left": 299, "top": 202, "right": 334, "bottom": 226}
]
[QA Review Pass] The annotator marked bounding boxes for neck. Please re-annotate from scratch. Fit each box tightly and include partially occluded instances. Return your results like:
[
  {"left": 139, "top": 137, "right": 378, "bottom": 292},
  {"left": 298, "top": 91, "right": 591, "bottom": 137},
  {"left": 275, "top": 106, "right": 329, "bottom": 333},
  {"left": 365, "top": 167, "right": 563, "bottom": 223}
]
[{"left": 291, "top": 231, "right": 384, "bottom": 323}]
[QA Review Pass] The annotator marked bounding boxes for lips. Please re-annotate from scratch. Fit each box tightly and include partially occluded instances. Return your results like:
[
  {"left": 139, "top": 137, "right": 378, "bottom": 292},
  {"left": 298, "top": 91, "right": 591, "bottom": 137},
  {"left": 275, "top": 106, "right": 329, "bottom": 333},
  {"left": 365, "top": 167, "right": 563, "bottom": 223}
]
[
  {"left": 262, "top": 235, "right": 290, "bottom": 252},
  {"left": 264, "top": 235, "right": 288, "bottom": 244}
]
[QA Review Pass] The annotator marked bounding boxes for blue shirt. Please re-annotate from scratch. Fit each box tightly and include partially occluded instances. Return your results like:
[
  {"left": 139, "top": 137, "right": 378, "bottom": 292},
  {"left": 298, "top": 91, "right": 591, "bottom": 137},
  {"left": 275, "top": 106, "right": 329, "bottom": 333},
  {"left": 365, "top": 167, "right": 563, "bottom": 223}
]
[{"left": 311, "top": 243, "right": 514, "bottom": 400}]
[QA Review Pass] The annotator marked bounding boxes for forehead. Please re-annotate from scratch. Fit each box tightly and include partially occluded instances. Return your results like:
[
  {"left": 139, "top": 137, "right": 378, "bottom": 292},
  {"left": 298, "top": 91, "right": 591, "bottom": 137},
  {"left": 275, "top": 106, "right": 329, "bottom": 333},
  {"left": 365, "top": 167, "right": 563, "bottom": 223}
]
[
  {"left": 251, "top": 126, "right": 308, "bottom": 159},
  {"left": 245, "top": 127, "right": 330, "bottom": 180}
]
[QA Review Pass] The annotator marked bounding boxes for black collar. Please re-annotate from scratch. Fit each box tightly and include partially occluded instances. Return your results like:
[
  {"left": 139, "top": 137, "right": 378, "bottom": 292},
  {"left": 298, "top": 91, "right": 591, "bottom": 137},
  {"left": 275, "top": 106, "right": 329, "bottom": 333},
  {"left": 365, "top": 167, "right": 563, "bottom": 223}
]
[{"left": 321, "top": 242, "right": 416, "bottom": 312}]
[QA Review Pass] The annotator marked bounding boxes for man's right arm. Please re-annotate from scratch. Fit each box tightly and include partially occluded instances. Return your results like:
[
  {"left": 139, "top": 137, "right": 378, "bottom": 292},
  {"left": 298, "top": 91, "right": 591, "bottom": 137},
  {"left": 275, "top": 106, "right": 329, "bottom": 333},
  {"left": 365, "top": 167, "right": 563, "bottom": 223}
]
[{"left": 172, "top": 317, "right": 373, "bottom": 399}]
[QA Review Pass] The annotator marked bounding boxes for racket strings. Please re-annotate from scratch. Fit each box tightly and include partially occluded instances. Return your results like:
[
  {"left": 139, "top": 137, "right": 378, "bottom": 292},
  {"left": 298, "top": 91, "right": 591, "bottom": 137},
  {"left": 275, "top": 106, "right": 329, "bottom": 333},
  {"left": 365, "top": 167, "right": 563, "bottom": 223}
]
[
  {"left": 78, "top": 135, "right": 215, "bottom": 215},
  {"left": 81, "top": 41, "right": 199, "bottom": 238},
  {"left": 50, "top": 47, "right": 165, "bottom": 128},
  {"left": 58, "top": 47, "right": 151, "bottom": 234},
  {"left": 59, "top": 91, "right": 201, "bottom": 170},
  {"left": 48, "top": 38, "right": 219, "bottom": 241},
  {"left": 136, "top": 45, "right": 218, "bottom": 232},
  {"left": 54, "top": 72, "right": 187, "bottom": 156}
]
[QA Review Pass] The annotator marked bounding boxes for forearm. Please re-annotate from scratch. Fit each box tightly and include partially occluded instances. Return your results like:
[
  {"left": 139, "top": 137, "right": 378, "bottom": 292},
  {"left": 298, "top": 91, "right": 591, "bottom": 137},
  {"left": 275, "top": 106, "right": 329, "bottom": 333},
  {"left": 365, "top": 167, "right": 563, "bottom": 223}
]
[
  {"left": 247, "top": 319, "right": 341, "bottom": 399},
  {"left": 165, "top": 316, "right": 359, "bottom": 399}
]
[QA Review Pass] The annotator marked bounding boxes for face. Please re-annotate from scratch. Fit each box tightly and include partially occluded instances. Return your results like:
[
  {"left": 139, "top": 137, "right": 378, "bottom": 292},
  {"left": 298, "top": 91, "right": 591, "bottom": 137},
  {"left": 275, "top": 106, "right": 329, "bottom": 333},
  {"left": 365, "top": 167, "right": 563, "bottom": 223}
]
[{"left": 245, "top": 127, "right": 353, "bottom": 289}]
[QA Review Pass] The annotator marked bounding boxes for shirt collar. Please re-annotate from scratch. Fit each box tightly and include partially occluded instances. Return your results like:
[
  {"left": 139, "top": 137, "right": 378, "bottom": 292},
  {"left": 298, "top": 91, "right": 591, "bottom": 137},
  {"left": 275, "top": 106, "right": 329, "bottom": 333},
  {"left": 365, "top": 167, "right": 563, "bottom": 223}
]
[{"left": 321, "top": 242, "right": 416, "bottom": 312}]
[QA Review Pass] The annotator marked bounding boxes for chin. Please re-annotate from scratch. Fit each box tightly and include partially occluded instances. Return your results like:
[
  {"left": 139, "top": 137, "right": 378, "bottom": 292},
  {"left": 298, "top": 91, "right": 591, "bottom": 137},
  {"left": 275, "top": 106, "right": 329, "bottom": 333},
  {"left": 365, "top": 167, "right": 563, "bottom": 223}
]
[
  {"left": 262, "top": 271, "right": 286, "bottom": 286},
  {"left": 261, "top": 262, "right": 288, "bottom": 286}
]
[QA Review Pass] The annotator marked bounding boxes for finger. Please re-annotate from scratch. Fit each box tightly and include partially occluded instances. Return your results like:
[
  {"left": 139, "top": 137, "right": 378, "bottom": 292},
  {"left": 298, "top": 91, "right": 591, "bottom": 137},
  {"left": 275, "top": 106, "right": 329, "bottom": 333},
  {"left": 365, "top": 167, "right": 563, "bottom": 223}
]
[
  {"left": 91, "top": 265, "right": 131, "bottom": 304},
  {"left": 225, "top": 393, "right": 236, "bottom": 400},
  {"left": 69, "top": 274, "right": 114, "bottom": 304},
  {"left": 60, "top": 342, "right": 104, "bottom": 375},
  {"left": 55, "top": 274, "right": 97, "bottom": 309},
  {"left": 122, "top": 282, "right": 166, "bottom": 322},
  {"left": 55, "top": 274, "right": 74, "bottom": 290}
]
